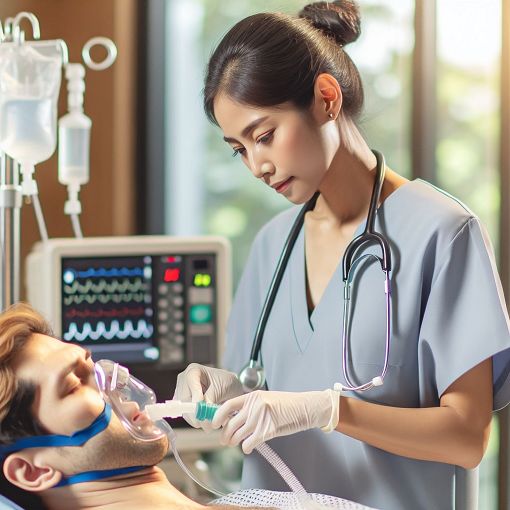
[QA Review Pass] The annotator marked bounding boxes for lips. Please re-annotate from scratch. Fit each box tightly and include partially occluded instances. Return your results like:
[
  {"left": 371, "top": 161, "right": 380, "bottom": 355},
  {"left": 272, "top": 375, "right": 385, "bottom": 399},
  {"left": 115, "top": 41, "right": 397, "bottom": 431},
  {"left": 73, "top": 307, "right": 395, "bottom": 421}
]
[
  {"left": 272, "top": 177, "right": 294, "bottom": 193},
  {"left": 132, "top": 410, "right": 151, "bottom": 424}
]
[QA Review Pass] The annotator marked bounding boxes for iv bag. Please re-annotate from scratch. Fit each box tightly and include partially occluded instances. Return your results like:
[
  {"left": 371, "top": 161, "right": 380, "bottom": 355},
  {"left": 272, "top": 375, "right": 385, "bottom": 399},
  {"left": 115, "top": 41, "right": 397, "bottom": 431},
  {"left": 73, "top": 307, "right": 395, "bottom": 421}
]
[{"left": 0, "top": 42, "right": 62, "bottom": 165}]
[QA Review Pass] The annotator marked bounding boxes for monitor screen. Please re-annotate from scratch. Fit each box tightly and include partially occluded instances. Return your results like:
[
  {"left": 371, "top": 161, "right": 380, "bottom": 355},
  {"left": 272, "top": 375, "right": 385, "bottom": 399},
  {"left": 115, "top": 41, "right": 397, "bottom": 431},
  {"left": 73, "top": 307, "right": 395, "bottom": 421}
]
[{"left": 61, "top": 252, "right": 216, "bottom": 365}]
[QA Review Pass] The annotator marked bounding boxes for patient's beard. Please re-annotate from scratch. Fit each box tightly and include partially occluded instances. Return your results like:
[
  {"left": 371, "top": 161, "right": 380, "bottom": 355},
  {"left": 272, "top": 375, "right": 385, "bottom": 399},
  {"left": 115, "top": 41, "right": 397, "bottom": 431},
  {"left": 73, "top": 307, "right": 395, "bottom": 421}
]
[{"left": 57, "top": 414, "right": 169, "bottom": 474}]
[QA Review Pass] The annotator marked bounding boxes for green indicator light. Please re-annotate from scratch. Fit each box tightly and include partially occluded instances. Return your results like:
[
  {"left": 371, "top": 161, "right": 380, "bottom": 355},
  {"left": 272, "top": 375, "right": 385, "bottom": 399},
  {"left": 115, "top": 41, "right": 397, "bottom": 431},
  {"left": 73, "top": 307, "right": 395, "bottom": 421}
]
[
  {"left": 190, "top": 304, "right": 212, "bottom": 324},
  {"left": 193, "top": 273, "right": 212, "bottom": 287}
]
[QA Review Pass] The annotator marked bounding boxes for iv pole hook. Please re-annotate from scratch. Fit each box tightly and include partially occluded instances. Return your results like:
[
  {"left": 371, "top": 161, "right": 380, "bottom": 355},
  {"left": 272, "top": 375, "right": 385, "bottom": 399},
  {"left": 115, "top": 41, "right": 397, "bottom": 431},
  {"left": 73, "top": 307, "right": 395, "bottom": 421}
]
[{"left": 12, "top": 12, "right": 41, "bottom": 43}]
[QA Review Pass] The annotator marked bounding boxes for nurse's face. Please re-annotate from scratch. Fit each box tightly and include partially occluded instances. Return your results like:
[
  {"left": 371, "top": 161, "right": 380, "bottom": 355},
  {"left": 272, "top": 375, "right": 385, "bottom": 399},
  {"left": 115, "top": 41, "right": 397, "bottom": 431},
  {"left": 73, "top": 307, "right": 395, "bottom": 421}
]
[{"left": 214, "top": 93, "right": 335, "bottom": 204}]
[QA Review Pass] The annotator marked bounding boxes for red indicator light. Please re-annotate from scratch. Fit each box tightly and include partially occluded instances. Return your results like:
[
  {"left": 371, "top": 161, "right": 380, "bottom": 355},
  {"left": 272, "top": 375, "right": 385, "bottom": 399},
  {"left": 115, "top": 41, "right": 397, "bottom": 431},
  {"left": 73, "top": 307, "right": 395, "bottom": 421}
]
[
  {"left": 166, "top": 256, "right": 176, "bottom": 263},
  {"left": 164, "top": 268, "right": 180, "bottom": 282}
]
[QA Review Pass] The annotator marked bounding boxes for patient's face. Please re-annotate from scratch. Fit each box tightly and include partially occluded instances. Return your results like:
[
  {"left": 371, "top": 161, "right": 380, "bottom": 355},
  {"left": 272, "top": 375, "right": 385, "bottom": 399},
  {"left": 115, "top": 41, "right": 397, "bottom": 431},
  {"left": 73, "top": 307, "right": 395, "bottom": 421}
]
[
  {"left": 14, "top": 334, "right": 102, "bottom": 435},
  {"left": 12, "top": 334, "right": 168, "bottom": 475}
]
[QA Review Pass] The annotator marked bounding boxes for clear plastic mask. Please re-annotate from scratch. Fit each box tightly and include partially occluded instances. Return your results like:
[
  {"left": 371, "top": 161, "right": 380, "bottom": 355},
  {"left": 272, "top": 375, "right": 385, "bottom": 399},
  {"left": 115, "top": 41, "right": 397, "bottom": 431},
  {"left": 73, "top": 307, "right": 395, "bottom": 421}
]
[{"left": 94, "top": 359, "right": 172, "bottom": 442}]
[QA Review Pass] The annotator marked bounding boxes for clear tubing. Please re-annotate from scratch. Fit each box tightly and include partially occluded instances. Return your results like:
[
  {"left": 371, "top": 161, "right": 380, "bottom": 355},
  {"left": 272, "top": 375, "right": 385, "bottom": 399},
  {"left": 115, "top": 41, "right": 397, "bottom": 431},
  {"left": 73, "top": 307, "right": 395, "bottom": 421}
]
[
  {"left": 166, "top": 425, "right": 227, "bottom": 498},
  {"left": 71, "top": 213, "right": 83, "bottom": 238},
  {"left": 31, "top": 194, "right": 48, "bottom": 242}
]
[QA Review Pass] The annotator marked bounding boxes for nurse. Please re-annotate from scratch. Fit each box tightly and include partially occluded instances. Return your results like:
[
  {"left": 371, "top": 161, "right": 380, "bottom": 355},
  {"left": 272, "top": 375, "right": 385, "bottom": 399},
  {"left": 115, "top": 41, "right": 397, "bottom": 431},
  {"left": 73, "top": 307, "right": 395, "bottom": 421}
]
[{"left": 175, "top": 1, "right": 510, "bottom": 509}]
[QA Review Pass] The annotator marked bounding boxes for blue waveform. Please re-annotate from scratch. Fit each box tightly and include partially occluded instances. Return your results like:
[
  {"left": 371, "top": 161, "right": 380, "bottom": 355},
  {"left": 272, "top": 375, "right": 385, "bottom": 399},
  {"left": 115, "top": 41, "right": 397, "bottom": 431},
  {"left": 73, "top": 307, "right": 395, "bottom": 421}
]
[
  {"left": 63, "top": 319, "right": 153, "bottom": 342},
  {"left": 68, "top": 267, "right": 145, "bottom": 279}
]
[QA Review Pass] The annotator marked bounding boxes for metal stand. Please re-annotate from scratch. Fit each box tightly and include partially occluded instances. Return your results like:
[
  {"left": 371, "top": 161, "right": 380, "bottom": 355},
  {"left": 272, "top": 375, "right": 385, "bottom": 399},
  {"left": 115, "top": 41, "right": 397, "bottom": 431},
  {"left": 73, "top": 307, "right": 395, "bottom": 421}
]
[{"left": 0, "top": 153, "right": 22, "bottom": 310}]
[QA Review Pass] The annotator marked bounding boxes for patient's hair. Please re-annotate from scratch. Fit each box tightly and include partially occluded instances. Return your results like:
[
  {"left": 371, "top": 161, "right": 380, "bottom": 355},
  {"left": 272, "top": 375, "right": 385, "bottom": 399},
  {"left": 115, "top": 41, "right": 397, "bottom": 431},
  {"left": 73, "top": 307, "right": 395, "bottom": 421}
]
[
  {"left": 0, "top": 302, "right": 53, "bottom": 445},
  {"left": 0, "top": 303, "right": 53, "bottom": 510}
]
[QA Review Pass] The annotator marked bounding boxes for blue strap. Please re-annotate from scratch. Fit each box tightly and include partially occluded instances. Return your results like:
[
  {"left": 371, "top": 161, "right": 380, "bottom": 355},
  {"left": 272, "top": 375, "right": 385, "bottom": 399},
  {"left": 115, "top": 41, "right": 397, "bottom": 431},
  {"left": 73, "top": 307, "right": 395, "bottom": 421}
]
[
  {"left": 0, "top": 404, "right": 112, "bottom": 458},
  {"left": 54, "top": 465, "right": 148, "bottom": 487}
]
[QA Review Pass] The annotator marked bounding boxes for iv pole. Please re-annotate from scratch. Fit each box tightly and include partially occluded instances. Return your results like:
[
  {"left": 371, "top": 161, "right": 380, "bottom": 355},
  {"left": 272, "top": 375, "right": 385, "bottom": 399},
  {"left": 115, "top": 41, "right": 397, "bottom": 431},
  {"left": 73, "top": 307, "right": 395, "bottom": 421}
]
[
  {"left": 0, "top": 13, "right": 40, "bottom": 310},
  {"left": 0, "top": 153, "right": 22, "bottom": 309}
]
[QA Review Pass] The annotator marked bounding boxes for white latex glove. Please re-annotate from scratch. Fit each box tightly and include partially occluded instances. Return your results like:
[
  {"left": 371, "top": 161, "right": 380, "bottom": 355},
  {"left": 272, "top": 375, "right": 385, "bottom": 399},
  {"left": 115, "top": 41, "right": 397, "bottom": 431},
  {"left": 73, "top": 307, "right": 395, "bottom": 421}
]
[
  {"left": 211, "top": 389, "right": 341, "bottom": 454},
  {"left": 173, "top": 363, "right": 244, "bottom": 431}
]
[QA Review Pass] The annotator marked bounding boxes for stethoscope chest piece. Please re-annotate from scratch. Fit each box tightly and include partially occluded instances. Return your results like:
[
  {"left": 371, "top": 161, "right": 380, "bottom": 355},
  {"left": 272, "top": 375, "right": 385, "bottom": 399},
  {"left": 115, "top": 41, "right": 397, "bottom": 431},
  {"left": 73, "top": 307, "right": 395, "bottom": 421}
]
[{"left": 239, "top": 359, "right": 266, "bottom": 392}]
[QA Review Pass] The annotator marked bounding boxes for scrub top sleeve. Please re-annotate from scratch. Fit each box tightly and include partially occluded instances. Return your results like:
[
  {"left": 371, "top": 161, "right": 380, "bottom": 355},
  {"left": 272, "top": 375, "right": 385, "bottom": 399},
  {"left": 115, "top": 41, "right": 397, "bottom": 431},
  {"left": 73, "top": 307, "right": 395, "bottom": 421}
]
[{"left": 419, "top": 217, "right": 510, "bottom": 410}]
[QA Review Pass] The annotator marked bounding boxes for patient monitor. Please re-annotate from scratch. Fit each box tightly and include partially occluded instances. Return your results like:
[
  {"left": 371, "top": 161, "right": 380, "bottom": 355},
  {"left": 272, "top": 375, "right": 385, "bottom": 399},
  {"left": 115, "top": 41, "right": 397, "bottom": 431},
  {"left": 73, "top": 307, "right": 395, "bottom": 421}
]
[{"left": 26, "top": 235, "right": 231, "bottom": 450}]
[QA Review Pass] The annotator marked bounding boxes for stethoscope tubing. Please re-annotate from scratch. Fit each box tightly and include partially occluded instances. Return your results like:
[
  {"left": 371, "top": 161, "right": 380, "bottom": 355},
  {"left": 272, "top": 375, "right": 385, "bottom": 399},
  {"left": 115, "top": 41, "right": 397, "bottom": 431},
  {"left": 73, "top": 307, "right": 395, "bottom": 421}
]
[
  {"left": 248, "top": 192, "right": 319, "bottom": 362},
  {"left": 240, "top": 149, "right": 392, "bottom": 393}
]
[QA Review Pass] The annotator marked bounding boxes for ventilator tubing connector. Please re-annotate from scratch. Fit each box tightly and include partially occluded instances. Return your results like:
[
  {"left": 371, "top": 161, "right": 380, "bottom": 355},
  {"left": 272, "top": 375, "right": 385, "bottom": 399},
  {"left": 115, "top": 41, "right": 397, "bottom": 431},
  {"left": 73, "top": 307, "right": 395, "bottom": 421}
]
[{"left": 145, "top": 400, "right": 219, "bottom": 422}]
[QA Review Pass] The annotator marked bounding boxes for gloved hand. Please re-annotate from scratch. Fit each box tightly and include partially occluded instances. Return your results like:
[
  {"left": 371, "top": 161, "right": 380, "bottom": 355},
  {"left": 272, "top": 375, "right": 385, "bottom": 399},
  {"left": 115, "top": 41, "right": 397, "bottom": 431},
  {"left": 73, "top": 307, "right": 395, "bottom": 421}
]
[
  {"left": 173, "top": 363, "right": 244, "bottom": 431},
  {"left": 211, "top": 389, "right": 341, "bottom": 454}
]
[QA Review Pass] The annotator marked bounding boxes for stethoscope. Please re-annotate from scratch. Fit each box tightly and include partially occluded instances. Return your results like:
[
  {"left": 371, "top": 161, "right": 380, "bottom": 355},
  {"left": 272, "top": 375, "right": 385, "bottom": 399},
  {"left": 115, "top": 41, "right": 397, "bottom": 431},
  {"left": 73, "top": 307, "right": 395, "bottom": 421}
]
[{"left": 238, "top": 150, "right": 392, "bottom": 393}]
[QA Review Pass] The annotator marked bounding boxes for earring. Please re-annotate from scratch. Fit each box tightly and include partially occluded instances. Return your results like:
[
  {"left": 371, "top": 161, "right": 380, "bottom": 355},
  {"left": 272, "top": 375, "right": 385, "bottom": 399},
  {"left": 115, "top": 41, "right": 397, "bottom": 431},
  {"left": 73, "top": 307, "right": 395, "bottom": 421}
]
[{"left": 328, "top": 113, "right": 334, "bottom": 119}]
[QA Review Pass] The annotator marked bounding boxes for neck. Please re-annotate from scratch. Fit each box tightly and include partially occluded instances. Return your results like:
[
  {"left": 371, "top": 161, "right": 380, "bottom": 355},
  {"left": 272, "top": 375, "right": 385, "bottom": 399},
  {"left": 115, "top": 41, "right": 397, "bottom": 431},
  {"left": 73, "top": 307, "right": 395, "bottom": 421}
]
[
  {"left": 313, "top": 124, "right": 379, "bottom": 227},
  {"left": 315, "top": 119, "right": 410, "bottom": 228},
  {"left": 42, "top": 466, "right": 204, "bottom": 510}
]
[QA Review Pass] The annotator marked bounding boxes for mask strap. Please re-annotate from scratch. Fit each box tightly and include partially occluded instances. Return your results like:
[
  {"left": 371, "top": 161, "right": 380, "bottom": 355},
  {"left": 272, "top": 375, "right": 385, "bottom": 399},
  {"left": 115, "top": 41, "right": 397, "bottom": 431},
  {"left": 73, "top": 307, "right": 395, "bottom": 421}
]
[
  {"left": 0, "top": 404, "right": 112, "bottom": 458},
  {"left": 54, "top": 465, "right": 149, "bottom": 487}
]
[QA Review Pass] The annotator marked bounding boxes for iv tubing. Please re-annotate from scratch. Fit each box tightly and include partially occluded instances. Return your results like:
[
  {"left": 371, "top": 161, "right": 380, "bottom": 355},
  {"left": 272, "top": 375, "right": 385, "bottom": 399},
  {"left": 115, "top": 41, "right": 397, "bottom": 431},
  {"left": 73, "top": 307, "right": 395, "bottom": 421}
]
[
  {"left": 71, "top": 213, "right": 83, "bottom": 238},
  {"left": 31, "top": 194, "right": 48, "bottom": 242}
]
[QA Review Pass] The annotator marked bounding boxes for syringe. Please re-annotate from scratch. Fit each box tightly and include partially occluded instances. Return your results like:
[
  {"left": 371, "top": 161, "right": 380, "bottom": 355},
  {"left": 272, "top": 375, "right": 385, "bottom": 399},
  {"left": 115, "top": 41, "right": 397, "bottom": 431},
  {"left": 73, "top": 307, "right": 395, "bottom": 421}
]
[{"left": 145, "top": 400, "right": 220, "bottom": 422}]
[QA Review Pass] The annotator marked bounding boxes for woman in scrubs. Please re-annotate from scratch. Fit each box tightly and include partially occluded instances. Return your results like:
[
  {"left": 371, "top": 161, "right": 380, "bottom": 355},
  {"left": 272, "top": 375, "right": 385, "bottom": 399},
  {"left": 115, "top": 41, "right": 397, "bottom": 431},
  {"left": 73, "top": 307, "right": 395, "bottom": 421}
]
[{"left": 175, "top": 2, "right": 510, "bottom": 508}]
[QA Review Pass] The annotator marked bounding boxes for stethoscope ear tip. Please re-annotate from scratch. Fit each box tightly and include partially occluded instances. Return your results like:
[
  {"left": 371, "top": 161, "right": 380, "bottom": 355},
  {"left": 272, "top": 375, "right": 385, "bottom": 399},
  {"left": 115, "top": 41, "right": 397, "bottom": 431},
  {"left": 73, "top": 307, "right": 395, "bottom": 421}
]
[
  {"left": 333, "top": 382, "right": 344, "bottom": 392},
  {"left": 372, "top": 376, "right": 384, "bottom": 387}
]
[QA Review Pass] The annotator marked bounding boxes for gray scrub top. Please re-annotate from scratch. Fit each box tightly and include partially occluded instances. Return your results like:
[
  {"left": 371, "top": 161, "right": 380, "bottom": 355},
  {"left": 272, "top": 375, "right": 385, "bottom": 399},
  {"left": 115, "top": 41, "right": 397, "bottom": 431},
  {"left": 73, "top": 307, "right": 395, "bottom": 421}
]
[{"left": 223, "top": 179, "right": 510, "bottom": 510}]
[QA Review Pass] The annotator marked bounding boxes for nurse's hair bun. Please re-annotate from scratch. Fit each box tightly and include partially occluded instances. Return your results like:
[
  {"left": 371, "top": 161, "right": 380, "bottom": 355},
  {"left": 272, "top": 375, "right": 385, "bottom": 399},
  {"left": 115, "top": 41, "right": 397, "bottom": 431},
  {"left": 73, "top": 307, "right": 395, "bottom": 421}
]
[{"left": 298, "top": 1, "right": 361, "bottom": 47}]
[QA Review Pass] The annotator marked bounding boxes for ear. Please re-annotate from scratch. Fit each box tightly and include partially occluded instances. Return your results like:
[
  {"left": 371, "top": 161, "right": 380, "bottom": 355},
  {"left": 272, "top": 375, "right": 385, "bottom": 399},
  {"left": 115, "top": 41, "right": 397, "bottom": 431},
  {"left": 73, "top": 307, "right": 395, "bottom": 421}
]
[
  {"left": 312, "top": 73, "right": 343, "bottom": 121},
  {"left": 3, "top": 452, "right": 63, "bottom": 492}
]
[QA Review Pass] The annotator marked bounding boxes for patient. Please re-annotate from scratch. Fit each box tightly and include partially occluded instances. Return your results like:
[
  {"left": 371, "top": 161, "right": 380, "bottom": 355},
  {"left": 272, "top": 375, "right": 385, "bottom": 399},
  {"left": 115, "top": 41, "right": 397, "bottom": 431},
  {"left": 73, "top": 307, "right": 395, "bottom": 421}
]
[{"left": 0, "top": 303, "right": 226, "bottom": 510}]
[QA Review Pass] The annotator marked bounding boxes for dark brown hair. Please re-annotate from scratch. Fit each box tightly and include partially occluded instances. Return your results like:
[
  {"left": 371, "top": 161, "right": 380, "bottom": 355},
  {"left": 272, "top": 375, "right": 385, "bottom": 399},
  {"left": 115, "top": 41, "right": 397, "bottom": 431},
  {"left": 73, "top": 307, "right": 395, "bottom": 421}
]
[{"left": 204, "top": 1, "right": 363, "bottom": 124}]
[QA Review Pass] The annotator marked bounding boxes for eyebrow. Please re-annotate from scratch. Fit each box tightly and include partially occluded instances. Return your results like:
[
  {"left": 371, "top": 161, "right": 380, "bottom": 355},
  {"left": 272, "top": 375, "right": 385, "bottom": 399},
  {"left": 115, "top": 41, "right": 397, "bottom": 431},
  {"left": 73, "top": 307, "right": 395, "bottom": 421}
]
[{"left": 223, "top": 116, "right": 270, "bottom": 144}]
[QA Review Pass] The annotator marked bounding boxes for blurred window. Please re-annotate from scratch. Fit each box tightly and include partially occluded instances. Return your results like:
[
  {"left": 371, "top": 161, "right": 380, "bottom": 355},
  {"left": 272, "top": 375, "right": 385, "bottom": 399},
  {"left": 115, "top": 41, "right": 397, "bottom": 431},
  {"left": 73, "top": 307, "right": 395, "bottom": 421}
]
[
  {"left": 436, "top": 2, "right": 502, "bottom": 508},
  {"left": 165, "top": 0, "right": 413, "bottom": 282}
]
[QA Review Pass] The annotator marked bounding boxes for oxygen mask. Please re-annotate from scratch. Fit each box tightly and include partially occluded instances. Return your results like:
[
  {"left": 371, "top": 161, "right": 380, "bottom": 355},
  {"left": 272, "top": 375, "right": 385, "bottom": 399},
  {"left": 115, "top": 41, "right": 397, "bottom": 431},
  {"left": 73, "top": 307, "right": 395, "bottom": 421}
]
[{"left": 94, "top": 359, "right": 173, "bottom": 443}]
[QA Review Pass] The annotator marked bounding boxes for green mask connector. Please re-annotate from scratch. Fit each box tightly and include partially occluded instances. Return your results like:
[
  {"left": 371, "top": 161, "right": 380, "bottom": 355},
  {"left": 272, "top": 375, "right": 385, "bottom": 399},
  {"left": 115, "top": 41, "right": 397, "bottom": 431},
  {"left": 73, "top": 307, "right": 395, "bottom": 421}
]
[{"left": 195, "top": 401, "right": 220, "bottom": 421}]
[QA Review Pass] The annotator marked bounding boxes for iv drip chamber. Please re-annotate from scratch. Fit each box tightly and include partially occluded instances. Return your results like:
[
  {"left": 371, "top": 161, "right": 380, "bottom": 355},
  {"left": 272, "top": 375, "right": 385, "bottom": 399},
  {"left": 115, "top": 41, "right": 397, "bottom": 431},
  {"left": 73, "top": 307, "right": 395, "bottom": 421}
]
[
  {"left": 58, "top": 63, "right": 91, "bottom": 187},
  {"left": 58, "top": 111, "right": 91, "bottom": 185}
]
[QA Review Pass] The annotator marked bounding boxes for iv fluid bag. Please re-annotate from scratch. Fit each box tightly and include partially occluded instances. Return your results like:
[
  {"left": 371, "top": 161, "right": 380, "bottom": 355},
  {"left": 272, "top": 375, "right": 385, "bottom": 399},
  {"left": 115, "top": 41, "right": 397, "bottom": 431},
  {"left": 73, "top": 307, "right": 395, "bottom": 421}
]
[
  {"left": 0, "top": 44, "right": 61, "bottom": 165},
  {"left": 0, "top": 98, "right": 55, "bottom": 164}
]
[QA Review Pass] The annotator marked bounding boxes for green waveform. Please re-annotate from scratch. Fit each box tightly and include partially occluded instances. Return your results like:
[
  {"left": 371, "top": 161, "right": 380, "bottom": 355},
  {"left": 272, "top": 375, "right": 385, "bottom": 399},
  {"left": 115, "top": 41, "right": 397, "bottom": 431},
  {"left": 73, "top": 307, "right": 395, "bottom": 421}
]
[{"left": 64, "top": 278, "right": 146, "bottom": 295}]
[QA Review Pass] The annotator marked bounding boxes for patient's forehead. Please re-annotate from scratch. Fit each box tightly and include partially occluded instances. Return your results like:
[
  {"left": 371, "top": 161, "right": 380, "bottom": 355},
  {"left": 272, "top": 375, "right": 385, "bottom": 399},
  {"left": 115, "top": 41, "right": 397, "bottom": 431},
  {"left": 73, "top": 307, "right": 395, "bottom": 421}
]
[{"left": 14, "top": 333, "right": 68, "bottom": 381}]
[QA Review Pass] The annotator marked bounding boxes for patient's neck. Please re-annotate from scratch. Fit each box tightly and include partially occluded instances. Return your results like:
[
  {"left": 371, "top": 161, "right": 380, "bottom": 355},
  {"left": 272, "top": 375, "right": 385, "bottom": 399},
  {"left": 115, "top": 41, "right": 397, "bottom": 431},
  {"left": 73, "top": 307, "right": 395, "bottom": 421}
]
[{"left": 42, "top": 466, "right": 204, "bottom": 510}]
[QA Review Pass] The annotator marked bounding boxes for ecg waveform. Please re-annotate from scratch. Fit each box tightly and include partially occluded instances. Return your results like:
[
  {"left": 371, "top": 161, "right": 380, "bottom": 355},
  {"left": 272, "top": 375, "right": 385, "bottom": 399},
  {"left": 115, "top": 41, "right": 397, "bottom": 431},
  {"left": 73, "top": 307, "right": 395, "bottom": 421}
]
[
  {"left": 71, "top": 267, "right": 145, "bottom": 278},
  {"left": 63, "top": 292, "right": 146, "bottom": 305},
  {"left": 65, "top": 306, "right": 146, "bottom": 319},
  {"left": 64, "top": 278, "right": 146, "bottom": 295},
  {"left": 63, "top": 319, "right": 154, "bottom": 342}
]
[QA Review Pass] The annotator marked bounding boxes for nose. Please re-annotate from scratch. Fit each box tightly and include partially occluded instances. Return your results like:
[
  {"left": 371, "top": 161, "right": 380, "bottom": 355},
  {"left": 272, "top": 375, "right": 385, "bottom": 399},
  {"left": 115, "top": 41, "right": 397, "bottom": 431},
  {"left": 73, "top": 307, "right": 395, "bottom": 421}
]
[{"left": 248, "top": 151, "right": 275, "bottom": 181}]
